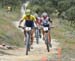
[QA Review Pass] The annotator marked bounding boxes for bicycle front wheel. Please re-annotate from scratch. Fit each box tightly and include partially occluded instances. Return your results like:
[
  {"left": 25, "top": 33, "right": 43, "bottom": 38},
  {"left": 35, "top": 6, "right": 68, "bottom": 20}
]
[
  {"left": 45, "top": 34, "right": 50, "bottom": 52},
  {"left": 26, "top": 33, "right": 31, "bottom": 55}
]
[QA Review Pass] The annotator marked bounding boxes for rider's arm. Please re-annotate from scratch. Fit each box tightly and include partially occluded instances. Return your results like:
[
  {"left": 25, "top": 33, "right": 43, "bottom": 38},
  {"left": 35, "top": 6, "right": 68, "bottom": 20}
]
[
  {"left": 32, "top": 15, "right": 36, "bottom": 22},
  {"left": 48, "top": 17, "right": 52, "bottom": 23},
  {"left": 19, "top": 19, "right": 23, "bottom": 26},
  {"left": 18, "top": 15, "right": 25, "bottom": 26}
]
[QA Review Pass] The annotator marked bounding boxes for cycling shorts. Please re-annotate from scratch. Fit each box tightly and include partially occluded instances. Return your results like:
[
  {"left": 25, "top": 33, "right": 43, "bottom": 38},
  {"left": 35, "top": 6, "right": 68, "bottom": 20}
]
[
  {"left": 43, "top": 24, "right": 50, "bottom": 30},
  {"left": 24, "top": 20, "right": 34, "bottom": 28}
]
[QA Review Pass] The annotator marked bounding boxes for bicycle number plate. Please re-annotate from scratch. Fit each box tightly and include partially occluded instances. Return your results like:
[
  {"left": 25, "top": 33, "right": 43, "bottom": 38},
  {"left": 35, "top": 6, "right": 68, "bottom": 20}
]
[
  {"left": 25, "top": 27, "right": 31, "bottom": 31},
  {"left": 43, "top": 27, "right": 48, "bottom": 31}
]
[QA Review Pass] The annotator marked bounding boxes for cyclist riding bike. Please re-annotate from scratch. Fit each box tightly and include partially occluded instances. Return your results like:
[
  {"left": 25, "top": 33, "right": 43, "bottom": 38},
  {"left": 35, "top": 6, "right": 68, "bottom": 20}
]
[
  {"left": 7, "top": 6, "right": 12, "bottom": 13},
  {"left": 18, "top": 9, "right": 36, "bottom": 48},
  {"left": 34, "top": 13, "right": 42, "bottom": 38},
  {"left": 41, "top": 12, "right": 52, "bottom": 47}
]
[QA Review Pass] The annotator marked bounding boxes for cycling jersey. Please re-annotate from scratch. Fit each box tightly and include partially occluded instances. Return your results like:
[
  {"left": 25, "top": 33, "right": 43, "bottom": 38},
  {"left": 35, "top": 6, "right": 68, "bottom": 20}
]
[
  {"left": 41, "top": 16, "right": 50, "bottom": 26},
  {"left": 41, "top": 16, "right": 52, "bottom": 30},
  {"left": 22, "top": 15, "right": 36, "bottom": 21},
  {"left": 36, "top": 17, "right": 42, "bottom": 25},
  {"left": 22, "top": 15, "right": 36, "bottom": 28}
]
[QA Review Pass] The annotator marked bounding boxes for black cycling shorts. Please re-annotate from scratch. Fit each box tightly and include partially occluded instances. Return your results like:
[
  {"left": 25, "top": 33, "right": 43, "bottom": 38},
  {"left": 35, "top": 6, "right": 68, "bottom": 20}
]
[
  {"left": 25, "top": 20, "right": 34, "bottom": 28},
  {"left": 43, "top": 24, "right": 50, "bottom": 30}
]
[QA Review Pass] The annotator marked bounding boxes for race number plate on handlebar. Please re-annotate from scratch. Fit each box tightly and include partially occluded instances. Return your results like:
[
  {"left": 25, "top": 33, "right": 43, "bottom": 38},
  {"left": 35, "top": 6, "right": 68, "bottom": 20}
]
[
  {"left": 25, "top": 27, "right": 31, "bottom": 31},
  {"left": 43, "top": 27, "right": 48, "bottom": 31}
]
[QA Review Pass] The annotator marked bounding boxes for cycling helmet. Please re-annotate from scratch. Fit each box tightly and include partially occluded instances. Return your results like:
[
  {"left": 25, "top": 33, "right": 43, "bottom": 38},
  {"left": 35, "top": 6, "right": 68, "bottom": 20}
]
[
  {"left": 25, "top": 9, "right": 31, "bottom": 15},
  {"left": 42, "top": 12, "right": 48, "bottom": 17},
  {"left": 34, "top": 13, "right": 38, "bottom": 18}
]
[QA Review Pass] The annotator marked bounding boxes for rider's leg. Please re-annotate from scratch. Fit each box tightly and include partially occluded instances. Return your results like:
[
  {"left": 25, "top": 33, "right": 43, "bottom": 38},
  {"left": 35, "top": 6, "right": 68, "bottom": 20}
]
[
  {"left": 24, "top": 30, "right": 26, "bottom": 45},
  {"left": 34, "top": 28, "right": 37, "bottom": 37},
  {"left": 48, "top": 31, "right": 51, "bottom": 43},
  {"left": 39, "top": 29, "right": 41, "bottom": 38},
  {"left": 42, "top": 28, "right": 44, "bottom": 40},
  {"left": 31, "top": 29, "right": 34, "bottom": 45},
  {"left": 30, "top": 29, "right": 34, "bottom": 49},
  {"left": 48, "top": 30, "right": 52, "bottom": 47}
]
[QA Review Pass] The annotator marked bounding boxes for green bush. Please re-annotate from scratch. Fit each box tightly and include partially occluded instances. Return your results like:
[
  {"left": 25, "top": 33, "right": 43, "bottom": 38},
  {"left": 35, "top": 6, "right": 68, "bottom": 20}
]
[
  {"left": 58, "top": 1, "right": 71, "bottom": 12},
  {"left": 65, "top": 6, "right": 75, "bottom": 21}
]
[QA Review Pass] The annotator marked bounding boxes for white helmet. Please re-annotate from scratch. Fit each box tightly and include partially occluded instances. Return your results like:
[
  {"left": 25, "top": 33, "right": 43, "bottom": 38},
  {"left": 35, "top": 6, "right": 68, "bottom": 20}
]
[
  {"left": 42, "top": 12, "right": 48, "bottom": 17},
  {"left": 34, "top": 13, "right": 38, "bottom": 17}
]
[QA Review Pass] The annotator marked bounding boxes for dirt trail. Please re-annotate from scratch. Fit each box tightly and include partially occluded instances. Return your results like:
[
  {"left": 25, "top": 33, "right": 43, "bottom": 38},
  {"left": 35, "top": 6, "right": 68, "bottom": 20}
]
[
  {"left": 0, "top": 21, "right": 61, "bottom": 61},
  {"left": 0, "top": 38, "right": 60, "bottom": 61}
]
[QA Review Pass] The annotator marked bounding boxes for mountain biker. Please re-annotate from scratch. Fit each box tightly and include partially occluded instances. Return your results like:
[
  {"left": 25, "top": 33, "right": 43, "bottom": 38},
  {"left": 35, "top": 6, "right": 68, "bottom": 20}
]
[
  {"left": 18, "top": 9, "right": 36, "bottom": 48},
  {"left": 41, "top": 12, "right": 52, "bottom": 47},
  {"left": 34, "top": 12, "right": 42, "bottom": 38},
  {"left": 7, "top": 6, "right": 12, "bottom": 13}
]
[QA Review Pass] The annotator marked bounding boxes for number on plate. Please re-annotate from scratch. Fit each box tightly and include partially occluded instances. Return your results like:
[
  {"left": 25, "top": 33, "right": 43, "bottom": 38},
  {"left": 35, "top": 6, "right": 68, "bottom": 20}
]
[
  {"left": 43, "top": 27, "right": 48, "bottom": 31},
  {"left": 25, "top": 27, "right": 31, "bottom": 31}
]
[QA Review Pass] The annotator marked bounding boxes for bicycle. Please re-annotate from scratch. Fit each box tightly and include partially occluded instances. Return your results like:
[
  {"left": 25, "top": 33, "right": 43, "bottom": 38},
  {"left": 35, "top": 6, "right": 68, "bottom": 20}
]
[
  {"left": 35, "top": 27, "right": 40, "bottom": 44},
  {"left": 43, "top": 27, "right": 50, "bottom": 52},
  {"left": 19, "top": 26, "right": 32, "bottom": 55}
]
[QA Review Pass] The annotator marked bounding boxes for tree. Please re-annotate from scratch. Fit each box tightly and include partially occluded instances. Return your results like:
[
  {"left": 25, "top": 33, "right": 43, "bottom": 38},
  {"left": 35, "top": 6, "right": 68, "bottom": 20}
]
[
  {"left": 57, "top": 1, "right": 71, "bottom": 16},
  {"left": 65, "top": 6, "right": 75, "bottom": 21}
]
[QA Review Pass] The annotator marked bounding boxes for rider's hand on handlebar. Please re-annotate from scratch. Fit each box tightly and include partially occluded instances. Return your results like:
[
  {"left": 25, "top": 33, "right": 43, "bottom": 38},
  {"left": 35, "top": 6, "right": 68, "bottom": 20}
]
[
  {"left": 18, "top": 25, "right": 21, "bottom": 28},
  {"left": 18, "top": 25, "right": 25, "bottom": 30}
]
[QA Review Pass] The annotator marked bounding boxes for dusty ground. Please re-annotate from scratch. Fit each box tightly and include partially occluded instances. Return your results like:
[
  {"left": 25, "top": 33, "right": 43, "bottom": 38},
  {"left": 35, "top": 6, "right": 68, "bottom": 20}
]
[
  {"left": 0, "top": 21, "right": 61, "bottom": 61},
  {"left": 0, "top": 38, "right": 60, "bottom": 61}
]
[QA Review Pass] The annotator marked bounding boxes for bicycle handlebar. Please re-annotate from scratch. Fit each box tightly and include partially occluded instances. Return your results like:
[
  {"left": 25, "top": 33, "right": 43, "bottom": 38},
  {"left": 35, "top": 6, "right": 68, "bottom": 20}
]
[{"left": 18, "top": 26, "right": 25, "bottom": 29}]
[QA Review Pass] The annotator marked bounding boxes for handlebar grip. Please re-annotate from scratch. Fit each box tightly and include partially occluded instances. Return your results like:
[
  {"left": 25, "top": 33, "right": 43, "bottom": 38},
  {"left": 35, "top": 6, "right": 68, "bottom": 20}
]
[{"left": 18, "top": 26, "right": 25, "bottom": 29}]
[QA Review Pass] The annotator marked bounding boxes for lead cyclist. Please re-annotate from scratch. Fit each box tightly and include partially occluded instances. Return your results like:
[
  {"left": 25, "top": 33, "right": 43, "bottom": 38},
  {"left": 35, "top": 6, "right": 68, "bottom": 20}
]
[{"left": 18, "top": 9, "right": 36, "bottom": 49}]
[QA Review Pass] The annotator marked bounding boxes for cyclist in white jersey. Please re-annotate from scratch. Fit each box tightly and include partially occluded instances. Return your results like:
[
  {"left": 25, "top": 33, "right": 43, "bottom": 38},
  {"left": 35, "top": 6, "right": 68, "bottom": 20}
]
[{"left": 41, "top": 12, "right": 52, "bottom": 47}]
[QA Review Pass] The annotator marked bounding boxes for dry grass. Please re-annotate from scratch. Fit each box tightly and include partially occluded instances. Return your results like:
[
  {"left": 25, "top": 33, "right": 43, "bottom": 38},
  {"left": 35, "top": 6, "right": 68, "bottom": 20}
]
[
  {"left": 51, "top": 18, "right": 75, "bottom": 60},
  {"left": 0, "top": 9, "right": 24, "bottom": 47}
]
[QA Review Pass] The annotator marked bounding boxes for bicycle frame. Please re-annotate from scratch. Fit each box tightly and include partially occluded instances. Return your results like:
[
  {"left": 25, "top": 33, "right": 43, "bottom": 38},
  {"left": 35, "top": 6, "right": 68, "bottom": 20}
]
[
  {"left": 43, "top": 27, "right": 50, "bottom": 52},
  {"left": 19, "top": 26, "right": 31, "bottom": 55},
  {"left": 35, "top": 27, "right": 40, "bottom": 44},
  {"left": 25, "top": 27, "right": 32, "bottom": 55}
]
